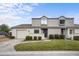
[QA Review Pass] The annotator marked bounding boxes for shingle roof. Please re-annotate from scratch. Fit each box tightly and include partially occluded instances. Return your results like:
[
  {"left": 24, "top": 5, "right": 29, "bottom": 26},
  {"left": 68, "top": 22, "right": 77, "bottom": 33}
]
[
  {"left": 74, "top": 24, "right": 79, "bottom": 28},
  {"left": 12, "top": 24, "right": 79, "bottom": 29},
  {"left": 32, "top": 16, "right": 74, "bottom": 20},
  {"left": 11, "top": 24, "right": 32, "bottom": 29}
]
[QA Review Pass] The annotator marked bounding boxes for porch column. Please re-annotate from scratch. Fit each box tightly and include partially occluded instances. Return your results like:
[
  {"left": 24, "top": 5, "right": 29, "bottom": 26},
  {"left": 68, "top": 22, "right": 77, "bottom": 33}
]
[
  {"left": 71, "top": 35, "right": 74, "bottom": 40},
  {"left": 67, "top": 28, "right": 70, "bottom": 38},
  {"left": 68, "top": 28, "right": 74, "bottom": 40},
  {"left": 71, "top": 29, "right": 74, "bottom": 40}
]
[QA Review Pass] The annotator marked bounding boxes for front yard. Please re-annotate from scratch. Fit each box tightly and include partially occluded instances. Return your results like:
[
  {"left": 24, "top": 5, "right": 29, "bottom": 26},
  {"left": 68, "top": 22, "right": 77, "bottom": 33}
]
[{"left": 14, "top": 40, "right": 79, "bottom": 51}]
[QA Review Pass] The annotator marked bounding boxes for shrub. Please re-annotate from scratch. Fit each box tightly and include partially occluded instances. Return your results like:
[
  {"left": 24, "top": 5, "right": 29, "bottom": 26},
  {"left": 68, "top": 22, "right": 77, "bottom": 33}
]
[
  {"left": 49, "top": 35, "right": 54, "bottom": 39},
  {"left": 29, "top": 36, "right": 32, "bottom": 40},
  {"left": 55, "top": 34, "right": 59, "bottom": 39},
  {"left": 9, "top": 36, "right": 15, "bottom": 39},
  {"left": 34, "top": 36, "right": 37, "bottom": 40},
  {"left": 59, "top": 35, "right": 65, "bottom": 39},
  {"left": 38, "top": 36, "right": 42, "bottom": 40},
  {"left": 49, "top": 34, "right": 65, "bottom": 39},
  {"left": 74, "top": 36, "right": 79, "bottom": 40},
  {"left": 25, "top": 36, "right": 32, "bottom": 41}
]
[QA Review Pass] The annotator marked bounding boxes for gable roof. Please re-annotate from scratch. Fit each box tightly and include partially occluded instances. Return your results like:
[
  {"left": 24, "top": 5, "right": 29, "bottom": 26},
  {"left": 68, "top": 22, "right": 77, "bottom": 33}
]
[
  {"left": 32, "top": 16, "right": 74, "bottom": 20},
  {"left": 11, "top": 24, "right": 32, "bottom": 29}
]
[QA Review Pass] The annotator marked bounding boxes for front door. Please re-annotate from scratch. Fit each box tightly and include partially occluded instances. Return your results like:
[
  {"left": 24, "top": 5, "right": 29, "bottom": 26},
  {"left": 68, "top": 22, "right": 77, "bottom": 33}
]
[
  {"left": 61, "top": 28, "right": 65, "bottom": 35},
  {"left": 42, "top": 28, "right": 48, "bottom": 37}
]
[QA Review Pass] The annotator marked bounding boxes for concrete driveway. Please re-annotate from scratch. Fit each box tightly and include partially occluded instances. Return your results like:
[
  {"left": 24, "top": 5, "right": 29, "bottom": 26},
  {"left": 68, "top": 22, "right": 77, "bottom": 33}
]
[{"left": 0, "top": 39, "right": 23, "bottom": 52}]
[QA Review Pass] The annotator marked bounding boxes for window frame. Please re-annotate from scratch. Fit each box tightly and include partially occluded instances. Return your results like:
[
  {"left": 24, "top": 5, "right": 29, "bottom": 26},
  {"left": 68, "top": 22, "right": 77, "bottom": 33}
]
[
  {"left": 41, "top": 17, "right": 47, "bottom": 25},
  {"left": 34, "top": 29, "right": 39, "bottom": 34},
  {"left": 59, "top": 20, "right": 65, "bottom": 25}
]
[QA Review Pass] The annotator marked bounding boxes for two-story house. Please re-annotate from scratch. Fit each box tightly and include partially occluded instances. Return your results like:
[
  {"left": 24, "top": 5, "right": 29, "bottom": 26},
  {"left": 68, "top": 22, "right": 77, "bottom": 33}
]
[{"left": 11, "top": 16, "right": 79, "bottom": 40}]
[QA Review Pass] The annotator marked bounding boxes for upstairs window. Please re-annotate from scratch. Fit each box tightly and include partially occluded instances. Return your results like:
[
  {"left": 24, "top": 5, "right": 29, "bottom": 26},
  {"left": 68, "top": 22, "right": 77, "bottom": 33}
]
[
  {"left": 41, "top": 19, "right": 47, "bottom": 24},
  {"left": 34, "top": 30, "right": 39, "bottom": 33},
  {"left": 41, "top": 16, "right": 47, "bottom": 25},
  {"left": 60, "top": 20, "right": 65, "bottom": 25}
]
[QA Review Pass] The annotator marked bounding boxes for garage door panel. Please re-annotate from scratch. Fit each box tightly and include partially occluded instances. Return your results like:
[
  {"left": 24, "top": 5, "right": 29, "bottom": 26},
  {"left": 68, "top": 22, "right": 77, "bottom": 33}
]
[{"left": 17, "top": 31, "right": 27, "bottom": 38}]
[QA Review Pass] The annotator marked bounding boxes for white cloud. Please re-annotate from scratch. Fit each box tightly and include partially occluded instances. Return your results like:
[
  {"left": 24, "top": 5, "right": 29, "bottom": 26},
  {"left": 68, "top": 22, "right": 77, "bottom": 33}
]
[
  {"left": 0, "top": 14, "right": 22, "bottom": 24},
  {"left": 0, "top": 3, "right": 39, "bottom": 26}
]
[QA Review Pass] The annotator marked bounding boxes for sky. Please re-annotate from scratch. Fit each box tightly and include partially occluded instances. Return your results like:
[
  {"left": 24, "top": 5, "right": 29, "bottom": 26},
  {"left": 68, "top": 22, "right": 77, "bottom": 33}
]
[{"left": 0, "top": 3, "right": 79, "bottom": 27}]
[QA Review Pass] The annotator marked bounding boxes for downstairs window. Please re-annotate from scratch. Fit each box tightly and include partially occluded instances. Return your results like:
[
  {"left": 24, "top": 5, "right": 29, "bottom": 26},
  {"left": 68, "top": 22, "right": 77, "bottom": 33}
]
[{"left": 34, "top": 30, "right": 39, "bottom": 33}]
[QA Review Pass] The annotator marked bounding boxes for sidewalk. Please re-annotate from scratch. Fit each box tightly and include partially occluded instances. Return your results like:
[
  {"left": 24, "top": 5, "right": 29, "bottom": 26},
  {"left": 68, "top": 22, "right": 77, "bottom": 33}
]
[{"left": 0, "top": 51, "right": 79, "bottom": 56}]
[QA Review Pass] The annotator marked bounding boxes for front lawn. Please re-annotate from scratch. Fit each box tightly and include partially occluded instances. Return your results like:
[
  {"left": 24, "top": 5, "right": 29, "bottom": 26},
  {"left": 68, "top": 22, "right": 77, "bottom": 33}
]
[{"left": 14, "top": 40, "right": 79, "bottom": 51}]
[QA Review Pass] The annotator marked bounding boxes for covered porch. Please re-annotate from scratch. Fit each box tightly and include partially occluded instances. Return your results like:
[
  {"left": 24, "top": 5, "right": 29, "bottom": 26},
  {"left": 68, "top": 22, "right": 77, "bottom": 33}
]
[{"left": 61, "top": 27, "right": 74, "bottom": 40}]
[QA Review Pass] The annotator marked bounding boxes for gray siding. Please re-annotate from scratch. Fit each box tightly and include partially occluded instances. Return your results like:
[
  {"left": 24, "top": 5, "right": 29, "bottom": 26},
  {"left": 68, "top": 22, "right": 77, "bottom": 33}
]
[
  {"left": 48, "top": 28, "right": 61, "bottom": 36},
  {"left": 32, "top": 16, "right": 74, "bottom": 27},
  {"left": 65, "top": 19, "right": 74, "bottom": 27},
  {"left": 32, "top": 18, "right": 41, "bottom": 26},
  {"left": 47, "top": 19, "right": 59, "bottom": 27}
]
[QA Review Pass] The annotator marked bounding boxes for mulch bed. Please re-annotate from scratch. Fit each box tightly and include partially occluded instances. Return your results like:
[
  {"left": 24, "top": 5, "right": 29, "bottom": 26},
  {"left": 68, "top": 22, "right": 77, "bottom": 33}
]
[{"left": 0, "top": 37, "right": 9, "bottom": 42}]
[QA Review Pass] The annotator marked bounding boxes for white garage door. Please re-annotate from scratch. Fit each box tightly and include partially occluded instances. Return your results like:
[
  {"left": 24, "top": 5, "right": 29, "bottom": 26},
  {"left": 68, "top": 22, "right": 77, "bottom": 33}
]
[{"left": 17, "top": 31, "right": 27, "bottom": 38}]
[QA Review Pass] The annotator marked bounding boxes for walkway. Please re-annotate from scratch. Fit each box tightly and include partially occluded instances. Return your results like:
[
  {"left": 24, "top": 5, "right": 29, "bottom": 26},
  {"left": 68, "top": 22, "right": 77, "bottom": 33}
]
[{"left": 0, "top": 51, "right": 79, "bottom": 56}]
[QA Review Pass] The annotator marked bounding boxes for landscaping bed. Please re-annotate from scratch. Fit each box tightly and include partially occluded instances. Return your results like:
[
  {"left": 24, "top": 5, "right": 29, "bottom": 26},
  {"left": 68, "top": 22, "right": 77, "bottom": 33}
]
[
  {"left": 0, "top": 37, "right": 9, "bottom": 42},
  {"left": 14, "top": 40, "right": 79, "bottom": 51}
]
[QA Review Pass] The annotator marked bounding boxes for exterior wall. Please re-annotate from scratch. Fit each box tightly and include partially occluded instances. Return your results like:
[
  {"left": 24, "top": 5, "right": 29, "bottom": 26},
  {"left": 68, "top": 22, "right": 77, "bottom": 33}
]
[
  {"left": 65, "top": 19, "right": 74, "bottom": 27},
  {"left": 48, "top": 28, "right": 61, "bottom": 36},
  {"left": 74, "top": 29, "right": 79, "bottom": 36},
  {"left": 27, "top": 28, "right": 42, "bottom": 34},
  {"left": 47, "top": 19, "right": 74, "bottom": 27},
  {"left": 11, "top": 28, "right": 45, "bottom": 39},
  {"left": 32, "top": 19, "right": 41, "bottom": 26},
  {"left": 47, "top": 19, "right": 59, "bottom": 27},
  {"left": 32, "top": 16, "right": 74, "bottom": 27},
  {"left": 11, "top": 29, "right": 17, "bottom": 38},
  {"left": 66, "top": 28, "right": 74, "bottom": 39},
  {"left": 27, "top": 28, "right": 45, "bottom": 39}
]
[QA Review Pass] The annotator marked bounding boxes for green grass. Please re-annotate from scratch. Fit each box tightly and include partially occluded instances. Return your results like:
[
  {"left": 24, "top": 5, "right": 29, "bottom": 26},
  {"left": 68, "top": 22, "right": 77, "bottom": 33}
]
[{"left": 14, "top": 40, "right": 79, "bottom": 51}]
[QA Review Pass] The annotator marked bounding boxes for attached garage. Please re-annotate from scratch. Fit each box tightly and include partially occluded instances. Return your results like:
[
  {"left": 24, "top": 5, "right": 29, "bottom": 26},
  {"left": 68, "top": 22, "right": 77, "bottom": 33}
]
[{"left": 16, "top": 30, "right": 27, "bottom": 38}]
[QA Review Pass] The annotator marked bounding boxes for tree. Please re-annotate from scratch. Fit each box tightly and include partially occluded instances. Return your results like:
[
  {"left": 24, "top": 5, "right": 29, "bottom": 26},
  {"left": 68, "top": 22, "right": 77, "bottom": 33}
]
[{"left": 0, "top": 24, "right": 10, "bottom": 33}]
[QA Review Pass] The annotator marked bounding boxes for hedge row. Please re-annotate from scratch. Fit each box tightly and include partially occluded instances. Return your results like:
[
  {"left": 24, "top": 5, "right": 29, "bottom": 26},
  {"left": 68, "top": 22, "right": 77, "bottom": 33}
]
[
  {"left": 49, "top": 34, "right": 65, "bottom": 39},
  {"left": 49, "top": 35, "right": 79, "bottom": 40},
  {"left": 74, "top": 36, "right": 79, "bottom": 40},
  {"left": 25, "top": 36, "right": 42, "bottom": 41},
  {"left": 6, "top": 35, "right": 15, "bottom": 39}
]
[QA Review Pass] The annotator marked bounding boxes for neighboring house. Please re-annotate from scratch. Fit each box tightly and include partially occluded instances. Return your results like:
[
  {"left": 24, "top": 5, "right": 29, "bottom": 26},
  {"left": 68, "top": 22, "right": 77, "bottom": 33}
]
[{"left": 11, "top": 16, "right": 79, "bottom": 40}]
